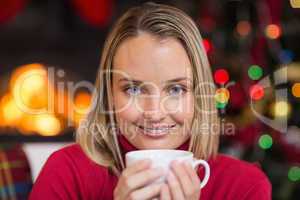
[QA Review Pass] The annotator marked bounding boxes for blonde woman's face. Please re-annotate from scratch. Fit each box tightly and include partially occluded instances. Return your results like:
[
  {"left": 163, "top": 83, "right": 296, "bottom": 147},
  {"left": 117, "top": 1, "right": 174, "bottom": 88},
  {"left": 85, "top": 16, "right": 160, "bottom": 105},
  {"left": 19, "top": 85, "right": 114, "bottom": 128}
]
[{"left": 112, "top": 33, "right": 194, "bottom": 149}]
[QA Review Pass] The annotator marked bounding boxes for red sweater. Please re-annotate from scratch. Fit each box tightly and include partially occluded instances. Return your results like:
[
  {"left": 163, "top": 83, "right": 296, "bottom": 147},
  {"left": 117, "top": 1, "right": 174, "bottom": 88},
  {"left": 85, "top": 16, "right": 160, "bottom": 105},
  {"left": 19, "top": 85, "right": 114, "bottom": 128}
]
[{"left": 29, "top": 136, "right": 272, "bottom": 199}]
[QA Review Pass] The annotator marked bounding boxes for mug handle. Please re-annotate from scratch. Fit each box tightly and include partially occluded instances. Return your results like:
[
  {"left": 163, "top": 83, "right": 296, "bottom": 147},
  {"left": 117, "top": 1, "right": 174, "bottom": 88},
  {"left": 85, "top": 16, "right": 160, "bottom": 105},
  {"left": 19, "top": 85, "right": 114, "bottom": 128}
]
[{"left": 192, "top": 159, "right": 210, "bottom": 189}]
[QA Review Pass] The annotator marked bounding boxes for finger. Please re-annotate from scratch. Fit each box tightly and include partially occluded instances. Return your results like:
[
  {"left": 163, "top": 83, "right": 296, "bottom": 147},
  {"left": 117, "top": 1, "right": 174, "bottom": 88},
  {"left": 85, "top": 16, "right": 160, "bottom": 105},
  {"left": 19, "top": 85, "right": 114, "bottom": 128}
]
[
  {"left": 127, "top": 183, "right": 163, "bottom": 200},
  {"left": 171, "top": 161, "right": 195, "bottom": 197},
  {"left": 123, "top": 159, "right": 151, "bottom": 178},
  {"left": 160, "top": 184, "right": 171, "bottom": 200},
  {"left": 123, "top": 167, "right": 164, "bottom": 195},
  {"left": 118, "top": 160, "right": 152, "bottom": 198},
  {"left": 167, "top": 171, "right": 185, "bottom": 200},
  {"left": 183, "top": 161, "right": 201, "bottom": 186}
]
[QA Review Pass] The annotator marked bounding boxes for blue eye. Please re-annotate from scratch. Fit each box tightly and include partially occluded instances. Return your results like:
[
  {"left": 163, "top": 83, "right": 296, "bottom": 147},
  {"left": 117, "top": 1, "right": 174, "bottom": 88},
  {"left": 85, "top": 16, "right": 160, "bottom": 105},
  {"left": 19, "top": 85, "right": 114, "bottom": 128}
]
[
  {"left": 169, "top": 85, "right": 186, "bottom": 95},
  {"left": 124, "top": 85, "right": 141, "bottom": 95}
]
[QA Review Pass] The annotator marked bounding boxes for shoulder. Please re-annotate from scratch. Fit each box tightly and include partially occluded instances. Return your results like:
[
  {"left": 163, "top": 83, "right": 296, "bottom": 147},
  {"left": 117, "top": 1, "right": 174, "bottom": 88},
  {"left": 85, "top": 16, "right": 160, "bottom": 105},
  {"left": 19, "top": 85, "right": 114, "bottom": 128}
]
[
  {"left": 211, "top": 153, "right": 269, "bottom": 180},
  {"left": 207, "top": 154, "right": 272, "bottom": 199},
  {"left": 47, "top": 143, "right": 87, "bottom": 161},
  {"left": 41, "top": 143, "right": 88, "bottom": 172},
  {"left": 43, "top": 143, "right": 111, "bottom": 182},
  {"left": 30, "top": 143, "right": 111, "bottom": 200},
  {"left": 46, "top": 143, "right": 102, "bottom": 168}
]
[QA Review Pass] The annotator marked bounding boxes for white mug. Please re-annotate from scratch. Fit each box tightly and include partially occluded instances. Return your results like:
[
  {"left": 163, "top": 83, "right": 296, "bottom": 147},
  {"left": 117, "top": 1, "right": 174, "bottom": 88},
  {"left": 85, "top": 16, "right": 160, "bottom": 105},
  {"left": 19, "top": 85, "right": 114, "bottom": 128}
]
[{"left": 125, "top": 149, "right": 210, "bottom": 189}]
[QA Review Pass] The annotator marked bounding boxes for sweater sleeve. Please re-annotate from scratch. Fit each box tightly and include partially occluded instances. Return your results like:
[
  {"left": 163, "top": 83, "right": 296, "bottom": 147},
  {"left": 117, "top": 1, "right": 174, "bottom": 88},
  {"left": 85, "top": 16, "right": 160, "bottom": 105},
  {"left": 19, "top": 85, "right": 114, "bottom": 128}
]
[
  {"left": 242, "top": 177, "right": 272, "bottom": 200},
  {"left": 29, "top": 150, "right": 83, "bottom": 200}
]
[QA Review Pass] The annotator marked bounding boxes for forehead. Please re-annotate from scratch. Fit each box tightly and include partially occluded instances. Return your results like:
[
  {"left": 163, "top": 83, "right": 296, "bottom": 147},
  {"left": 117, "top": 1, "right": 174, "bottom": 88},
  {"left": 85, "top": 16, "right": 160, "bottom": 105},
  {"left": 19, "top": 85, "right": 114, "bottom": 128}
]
[{"left": 112, "top": 33, "right": 193, "bottom": 84}]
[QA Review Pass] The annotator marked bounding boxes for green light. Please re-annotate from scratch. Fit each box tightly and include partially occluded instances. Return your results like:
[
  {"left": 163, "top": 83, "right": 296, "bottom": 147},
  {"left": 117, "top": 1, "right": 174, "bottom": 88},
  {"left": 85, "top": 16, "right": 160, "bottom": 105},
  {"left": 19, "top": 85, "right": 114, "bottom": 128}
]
[
  {"left": 248, "top": 65, "right": 263, "bottom": 80},
  {"left": 258, "top": 134, "right": 273, "bottom": 149},
  {"left": 288, "top": 166, "right": 300, "bottom": 182},
  {"left": 216, "top": 101, "right": 227, "bottom": 109}
]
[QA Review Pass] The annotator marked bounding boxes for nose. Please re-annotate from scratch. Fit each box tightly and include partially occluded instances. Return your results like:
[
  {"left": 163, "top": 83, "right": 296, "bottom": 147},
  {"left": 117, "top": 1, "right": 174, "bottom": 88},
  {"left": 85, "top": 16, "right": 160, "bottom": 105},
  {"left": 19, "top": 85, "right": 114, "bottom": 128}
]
[{"left": 142, "top": 93, "right": 166, "bottom": 122}]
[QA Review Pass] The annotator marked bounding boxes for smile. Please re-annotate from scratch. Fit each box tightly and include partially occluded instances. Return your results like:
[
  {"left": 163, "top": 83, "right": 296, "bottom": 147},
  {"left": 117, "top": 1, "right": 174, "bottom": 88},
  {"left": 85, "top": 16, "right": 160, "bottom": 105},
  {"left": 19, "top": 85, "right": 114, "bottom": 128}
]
[{"left": 135, "top": 124, "right": 176, "bottom": 137}]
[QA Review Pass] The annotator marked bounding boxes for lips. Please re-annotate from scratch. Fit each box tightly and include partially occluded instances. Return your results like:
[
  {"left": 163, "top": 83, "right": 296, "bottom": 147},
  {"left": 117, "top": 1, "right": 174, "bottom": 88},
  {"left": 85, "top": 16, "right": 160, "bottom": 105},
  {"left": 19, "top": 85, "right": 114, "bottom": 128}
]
[
  {"left": 137, "top": 123, "right": 176, "bottom": 129},
  {"left": 136, "top": 124, "right": 176, "bottom": 137}
]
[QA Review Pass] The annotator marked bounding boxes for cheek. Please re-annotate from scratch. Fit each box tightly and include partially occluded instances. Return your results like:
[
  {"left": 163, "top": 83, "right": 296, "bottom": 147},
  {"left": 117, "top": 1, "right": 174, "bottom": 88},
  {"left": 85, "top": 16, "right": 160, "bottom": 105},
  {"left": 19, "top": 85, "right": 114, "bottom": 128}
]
[
  {"left": 113, "top": 89, "right": 128, "bottom": 112},
  {"left": 113, "top": 93, "right": 140, "bottom": 124},
  {"left": 167, "top": 94, "right": 194, "bottom": 124}
]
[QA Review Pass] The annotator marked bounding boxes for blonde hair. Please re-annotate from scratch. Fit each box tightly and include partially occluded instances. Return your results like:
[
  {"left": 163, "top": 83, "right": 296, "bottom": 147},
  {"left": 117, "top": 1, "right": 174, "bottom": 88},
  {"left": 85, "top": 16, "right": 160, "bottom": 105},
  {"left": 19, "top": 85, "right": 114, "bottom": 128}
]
[{"left": 76, "top": 2, "right": 220, "bottom": 175}]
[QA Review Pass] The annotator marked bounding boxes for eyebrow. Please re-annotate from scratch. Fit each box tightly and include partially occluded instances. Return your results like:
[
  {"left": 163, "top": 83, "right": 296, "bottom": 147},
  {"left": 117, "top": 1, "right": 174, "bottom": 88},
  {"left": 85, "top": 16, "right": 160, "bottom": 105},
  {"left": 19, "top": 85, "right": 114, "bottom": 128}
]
[{"left": 118, "top": 77, "right": 192, "bottom": 84}]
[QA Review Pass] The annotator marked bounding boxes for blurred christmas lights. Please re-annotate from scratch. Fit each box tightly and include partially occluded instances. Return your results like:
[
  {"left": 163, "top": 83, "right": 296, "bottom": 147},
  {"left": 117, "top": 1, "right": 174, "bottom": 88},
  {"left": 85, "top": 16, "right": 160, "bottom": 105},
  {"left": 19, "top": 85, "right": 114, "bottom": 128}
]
[
  {"left": 249, "top": 84, "right": 264, "bottom": 100},
  {"left": 71, "top": 0, "right": 114, "bottom": 27},
  {"left": 258, "top": 134, "right": 273, "bottom": 149},
  {"left": 216, "top": 101, "right": 227, "bottom": 109},
  {"left": 288, "top": 166, "right": 300, "bottom": 182},
  {"left": 214, "top": 69, "right": 229, "bottom": 85},
  {"left": 248, "top": 65, "right": 263, "bottom": 80},
  {"left": 215, "top": 88, "right": 230, "bottom": 104},
  {"left": 265, "top": 24, "right": 282, "bottom": 40},
  {"left": 272, "top": 101, "right": 291, "bottom": 117},
  {"left": 290, "top": 0, "right": 300, "bottom": 8},
  {"left": 279, "top": 50, "right": 294, "bottom": 64},
  {"left": 236, "top": 20, "right": 252, "bottom": 37},
  {"left": 202, "top": 38, "right": 212, "bottom": 53},
  {"left": 292, "top": 83, "right": 300, "bottom": 97}
]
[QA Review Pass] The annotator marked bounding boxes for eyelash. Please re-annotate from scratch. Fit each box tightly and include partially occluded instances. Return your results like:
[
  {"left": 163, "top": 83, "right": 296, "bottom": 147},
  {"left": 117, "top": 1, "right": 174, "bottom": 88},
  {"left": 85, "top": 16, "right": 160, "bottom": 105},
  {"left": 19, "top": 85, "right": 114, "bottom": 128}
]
[{"left": 122, "top": 84, "right": 187, "bottom": 96}]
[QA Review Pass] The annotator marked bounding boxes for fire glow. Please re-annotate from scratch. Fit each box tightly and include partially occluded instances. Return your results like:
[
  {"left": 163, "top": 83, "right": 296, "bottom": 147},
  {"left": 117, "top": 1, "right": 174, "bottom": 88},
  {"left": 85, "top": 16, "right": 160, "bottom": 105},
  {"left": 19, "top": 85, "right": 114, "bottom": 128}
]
[{"left": 0, "top": 63, "right": 91, "bottom": 136}]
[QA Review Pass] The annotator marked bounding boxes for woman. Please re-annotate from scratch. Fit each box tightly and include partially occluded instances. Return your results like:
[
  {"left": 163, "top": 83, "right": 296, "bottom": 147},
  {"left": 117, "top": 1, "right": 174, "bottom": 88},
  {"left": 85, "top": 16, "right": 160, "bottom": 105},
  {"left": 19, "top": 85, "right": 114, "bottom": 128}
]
[{"left": 29, "top": 2, "right": 271, "bottom": 200}]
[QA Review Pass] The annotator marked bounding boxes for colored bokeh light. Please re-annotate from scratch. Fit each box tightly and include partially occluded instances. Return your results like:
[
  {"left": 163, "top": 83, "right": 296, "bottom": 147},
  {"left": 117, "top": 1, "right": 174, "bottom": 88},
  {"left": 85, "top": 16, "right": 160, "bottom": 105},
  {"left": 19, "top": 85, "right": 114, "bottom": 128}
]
[
  {"left": 0, "top": 62, "right": 93, "bottom": 135},
  {"left": 72, "top": 0, "right": 114, "bottom": 27},
  {"left": 258, "top": 134, "right": 273, "bottom": 149},
  {"left": 202, "top": 39, "right": 212, "bottom": 53},
  {"left": 214, "top": 69, "right": 229, "bottom": 85},
  {"left": 248, "top": 65, "right": 263, "bottom": 80},
  {"left": 273, "top": 101, "right": 291, "bottom": 117},
  {"left": 74, "top": 92, "right": 92, "bottom": 112},
  {"left": 215, "top": 88, "right": 230, "bottom": 104},
  {"left": 288, "top": 166, "right": 300, "bottom": 182},
  {"left": 73, "top": 91, "right": 92, "bottom": 125},
  {"left": 10, "top": 64, "right": 48, "bottom": 110},
  {"left": 216, "top": 101, "right": 227, "bottom": 109},
  {"left": 279, "top": 50, "right": 294, "bottom": 64},
  {"left": 292, "top": 83, "right": 300, "bottom": 97},
  {"left": 33, "top": 114, "right": 61, "bottom": 136},
  {"left": 236, "top": 20, "right": 251, "bottom": 37},
  {"left": 0, "top": 94, "right": 23, "bottom": 126},
  {"left": 249, "top": 84, "right": 264, "bottom": 100},
  {"left": 290, "top": 0, "right": 300, "bottom": 8},
  {"left": 265, "top": 24, "right": 282, "bottom": 39}
]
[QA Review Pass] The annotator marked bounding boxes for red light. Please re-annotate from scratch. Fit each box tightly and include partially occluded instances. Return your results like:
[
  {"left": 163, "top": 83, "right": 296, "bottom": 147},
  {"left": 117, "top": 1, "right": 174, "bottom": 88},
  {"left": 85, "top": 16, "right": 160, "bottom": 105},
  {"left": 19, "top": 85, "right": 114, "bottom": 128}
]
[
  {"left": 236, "top": 21, "right": 251, "bottom": 37},
  {"left": 203, "top": 39, "right": 212, "bottom": 53},
  {"left": 72, "top": 0, "right": 114, "bottom": 27},
  {"left": 214, "top": 69, "right": 229, "bottom": 85},
  {"left": 250, "top": 84, "right": 264, "bottom": 100},
  {"left": 265, "top": 24, "right": 282, "bottom": 39}
]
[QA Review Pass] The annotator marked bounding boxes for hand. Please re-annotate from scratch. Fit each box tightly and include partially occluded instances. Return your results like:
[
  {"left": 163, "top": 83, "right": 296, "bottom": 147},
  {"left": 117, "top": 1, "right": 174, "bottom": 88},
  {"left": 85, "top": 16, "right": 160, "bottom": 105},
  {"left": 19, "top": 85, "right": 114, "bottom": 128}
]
[
  {"left": 160, "top": 160, "right": 201, "bottom": 200},
  {"left": 113, "top": 159, "right": 165, "bottom": 200}
]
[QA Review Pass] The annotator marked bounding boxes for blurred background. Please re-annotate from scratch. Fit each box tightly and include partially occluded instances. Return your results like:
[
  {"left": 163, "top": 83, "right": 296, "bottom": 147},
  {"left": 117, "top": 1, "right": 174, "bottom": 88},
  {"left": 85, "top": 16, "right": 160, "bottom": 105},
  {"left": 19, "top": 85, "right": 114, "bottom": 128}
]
[{"left": 0, "top": 0, "right": 299, "bottom": 199}]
